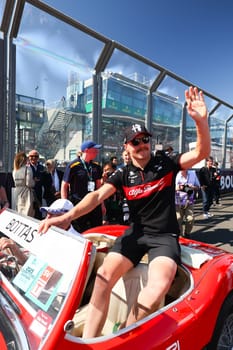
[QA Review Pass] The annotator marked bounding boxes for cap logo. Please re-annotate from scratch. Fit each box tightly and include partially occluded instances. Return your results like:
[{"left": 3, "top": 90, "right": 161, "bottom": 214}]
[{"left": 132, "top": 124, "right": 143, "bottom": 133}]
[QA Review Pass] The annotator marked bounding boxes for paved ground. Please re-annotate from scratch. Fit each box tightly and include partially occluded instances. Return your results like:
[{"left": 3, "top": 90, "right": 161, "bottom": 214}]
[{"left": 189, "top": 193, "right": 233, "bottom": 253}]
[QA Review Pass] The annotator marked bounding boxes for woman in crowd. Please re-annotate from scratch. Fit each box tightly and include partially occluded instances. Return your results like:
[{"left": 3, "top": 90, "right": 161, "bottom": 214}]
[{"left": 13, "top": 152, "right": 35, "bottom": 217}]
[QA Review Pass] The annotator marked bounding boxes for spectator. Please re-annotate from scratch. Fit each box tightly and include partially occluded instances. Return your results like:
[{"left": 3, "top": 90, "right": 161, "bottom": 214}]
[
  {"left": 199, "top": 156, "right": 216, "bottom": 219},
  {"left": 119, "top": 150, "right": 131, "bottom": 168},
  {"left": 45, "top": 159, "right": 64, "bottom": 205},
  {"left": 28, "top": 149, "right": 50, "bottom": 219},
  {"left": 13, "top": 151, "right": 35, "bottom": 217},
  {"left": 164, "top": 145, "right": 174, "bottom": 157},
  {"left": 0, "top": 184, "right": 10, "bottom": 210},
  {"left": 38, "top": 87, "right": 210, "bottom": 338},
  {"left": 110, "top": 156, "right": 118, "bottom": 170},
  {"left": 40, "top": 198, "right": 80, "bottom": 237},
  {"left": 213, "top": 161, "right": 221, "bottom": 205},
  {"left": 61, "top": 140, "right": 102, "bottom": 232},
  {"left": 101, "top": 162, "right": 115, "bottom": 185},
  {"left": 101, "top": 162, "right": 123, "bottom": 225},
  {"left": 175, "top": 169, "right": 200, "bottom": 236},
  {"left": 117, "top": 150, "right": 131, "bottom": 223}
]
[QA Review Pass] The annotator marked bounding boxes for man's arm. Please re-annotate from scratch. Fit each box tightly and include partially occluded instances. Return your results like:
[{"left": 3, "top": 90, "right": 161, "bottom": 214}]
[
  {"left": 38, "top": 183, "right": 116, "bottom": 233},
  {"left": 61, "top": 180, "right": 69, "bottom": 199},
  {"left": 180, "top": 86, "right": 210, "bottom": 169}
]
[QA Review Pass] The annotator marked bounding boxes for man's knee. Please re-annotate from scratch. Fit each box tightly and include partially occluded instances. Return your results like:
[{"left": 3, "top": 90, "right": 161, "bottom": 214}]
[{"left": 95, "top": 264, "right": 118, "bottom": 292}]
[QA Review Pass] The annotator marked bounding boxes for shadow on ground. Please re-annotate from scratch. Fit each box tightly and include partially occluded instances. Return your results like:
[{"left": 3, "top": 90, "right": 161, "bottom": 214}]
[
  {"left": 191, "top": 228, "right": 233, "bottom": 248},
  {"left": 189, "top": 194, "right": 233, "bottom": 251}
]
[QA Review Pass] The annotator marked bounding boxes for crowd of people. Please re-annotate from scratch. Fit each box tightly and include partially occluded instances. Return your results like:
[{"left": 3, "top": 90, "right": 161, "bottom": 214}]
[
  {"left": 0, "top": 89, "right": 222, "bottom": 240},
  {"left": 0, "top": 112, "right": 222, "bottom": 240},
  {"left": 1, "top": 142, "right": 133, "bottom": 232},
  {"left": 1, "top": 139, "right": 221, "bottom": 244}
]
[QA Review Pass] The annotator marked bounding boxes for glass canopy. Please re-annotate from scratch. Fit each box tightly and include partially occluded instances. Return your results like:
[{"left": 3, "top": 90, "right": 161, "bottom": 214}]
[{"left": 1, "top": 0, "right": 233, "bottom": 170}]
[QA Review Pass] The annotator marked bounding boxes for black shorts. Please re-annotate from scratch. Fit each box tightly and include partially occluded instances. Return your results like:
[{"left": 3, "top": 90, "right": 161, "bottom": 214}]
[{"left": 110, "top": 226, "right": 181, "bottom": 266}]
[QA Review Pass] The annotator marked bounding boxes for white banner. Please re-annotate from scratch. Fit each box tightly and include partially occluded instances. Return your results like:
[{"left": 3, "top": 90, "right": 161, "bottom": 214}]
[{"left": 0, "top": 209, "right": 87, "bottom": 278}]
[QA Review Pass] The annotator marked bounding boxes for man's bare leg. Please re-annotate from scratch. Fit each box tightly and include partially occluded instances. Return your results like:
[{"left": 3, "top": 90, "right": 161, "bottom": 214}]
[
  {"left": 83, "top": 252, "right": 133, "bottom": 338},
  {"left": 126, "top": 256, "right": 177, "bottom": 326}
]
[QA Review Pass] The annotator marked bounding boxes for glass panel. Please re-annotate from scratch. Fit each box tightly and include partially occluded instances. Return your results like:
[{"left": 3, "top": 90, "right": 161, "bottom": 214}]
[
  {"left": 0, "top": 0, "right": 6, "bottom": 29},
  {"left": 156, "top": 75, "right": 187, "bottom": 104},
  {"left": 1, "top": 0, "right": 232, "bottom": 170},
  {"left": 101, "top": 49, "right": 160, "bottom": 160},
  {"left": 210, "top": 105, "right": 233, "bottom": 123},
  {"left": 204, "top": 96, "right": 220, "bottom": 114},
  {"left": 226, "top": 121, "right": 233, "bottom": 168},
  {"left": 209, "top": 105, "right": 232, "bottom": 166},
  {"left": 105, "top": 48, "right": 160, "bottom": 88},
  {"left": 152, "top": 93, "right": 182, "bottom": 153},
  {"left": 151, "top": 76, "right": 185, "bottom": 153},
  {"left": 101, "top": 72, "right": 149, "bottom": 160},
  {"left": 14, "top": 2, "right": 104, "bottom": 162}
]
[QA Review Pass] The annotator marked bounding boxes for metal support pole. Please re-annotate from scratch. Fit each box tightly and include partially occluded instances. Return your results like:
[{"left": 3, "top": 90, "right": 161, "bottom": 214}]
[
  {"left": 92, "top": 72, "right": 102, "bottom": 162},
  {"left": 180, "top": 103, "right": 187, "bottom": 153},
  {"left": 146, "top": 91, "right": 152, "bottom": 133},
  {"left": 222, "top": 114, "right": 233, "bottom": 168}
]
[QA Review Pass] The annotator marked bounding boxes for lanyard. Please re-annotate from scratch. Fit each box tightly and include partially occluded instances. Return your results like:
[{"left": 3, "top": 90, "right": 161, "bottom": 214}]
[{"left": 80, "top": 158, "right": 93, "bottom": 181}]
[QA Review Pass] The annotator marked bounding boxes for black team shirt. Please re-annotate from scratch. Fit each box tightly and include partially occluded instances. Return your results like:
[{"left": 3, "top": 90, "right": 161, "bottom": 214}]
[{"left": 107, "top": 152, "right": 182, "bottom": 234}]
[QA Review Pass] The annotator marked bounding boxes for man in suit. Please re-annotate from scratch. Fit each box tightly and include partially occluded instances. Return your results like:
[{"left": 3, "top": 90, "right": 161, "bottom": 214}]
[
  {"left": 28, "top": 149, "right": 48, "bottom": 219},
  {"left": 45, "top": 159, "right": 64, "bottom": 205},
  {"left": 199, "top": 156, "right": 216, "bottom": 219}
]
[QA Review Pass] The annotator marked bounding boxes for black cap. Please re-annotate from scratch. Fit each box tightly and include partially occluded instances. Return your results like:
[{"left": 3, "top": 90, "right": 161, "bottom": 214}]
[{"left": 124, "top": 123, "right": 152, "bottom": 143}]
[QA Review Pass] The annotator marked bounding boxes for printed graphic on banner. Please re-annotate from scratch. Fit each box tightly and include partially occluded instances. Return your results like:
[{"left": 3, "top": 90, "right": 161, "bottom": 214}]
[
  {"left": 13, "top": 254, "right": 46, "bottom": 292},
  {"left": 25, "top": 265, "right": 63, "bottom": 311},
  {"left": 29, "top": 310, "right": 53, "bottom": 338},
  {"left": 13, "top": 254, "right": 63, "bottom": 311}
]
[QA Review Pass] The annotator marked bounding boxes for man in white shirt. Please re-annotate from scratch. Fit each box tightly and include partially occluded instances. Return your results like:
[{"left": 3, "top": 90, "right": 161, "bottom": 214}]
[{"left": 175, "top": 169, "right": 200, "bottom": 237}]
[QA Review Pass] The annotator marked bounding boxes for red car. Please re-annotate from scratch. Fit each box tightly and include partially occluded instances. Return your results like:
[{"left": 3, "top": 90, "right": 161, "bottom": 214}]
[{"left": 0, "top": 208, "right": 233, "bottom": 349}]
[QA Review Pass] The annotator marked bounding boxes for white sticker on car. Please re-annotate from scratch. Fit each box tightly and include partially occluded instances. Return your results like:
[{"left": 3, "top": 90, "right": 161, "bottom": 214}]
[{"left": 166, "top": 340, "right": 180, "bottom": 350}]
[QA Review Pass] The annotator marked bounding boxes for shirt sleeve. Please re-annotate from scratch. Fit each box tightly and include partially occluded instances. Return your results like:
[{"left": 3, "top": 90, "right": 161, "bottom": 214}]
[
  {"left": 106, "top": 168, "right": 123, "bottom": 190},
  {"left": 62, "top": 164, "right": 72, "bottom": 183}
]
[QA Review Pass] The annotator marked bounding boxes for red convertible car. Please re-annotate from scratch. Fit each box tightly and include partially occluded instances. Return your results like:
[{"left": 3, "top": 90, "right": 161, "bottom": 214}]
[{"left": 0, "top": 208, "right": 233, "bottom": 349}]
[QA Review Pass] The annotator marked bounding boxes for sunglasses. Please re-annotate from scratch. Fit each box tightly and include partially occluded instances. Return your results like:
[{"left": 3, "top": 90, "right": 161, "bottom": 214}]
[
  {"left": 30, "top": 155, "right": 39, "bottom": 158},
  {"left": 131, "top": 136, "right": 150, "bottom": 146}
]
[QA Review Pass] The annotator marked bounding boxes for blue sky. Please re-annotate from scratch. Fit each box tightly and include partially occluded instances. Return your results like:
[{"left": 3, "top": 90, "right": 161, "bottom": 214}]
[{"left": 42, "top": 0, "right": 233, "bottom": 105}]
